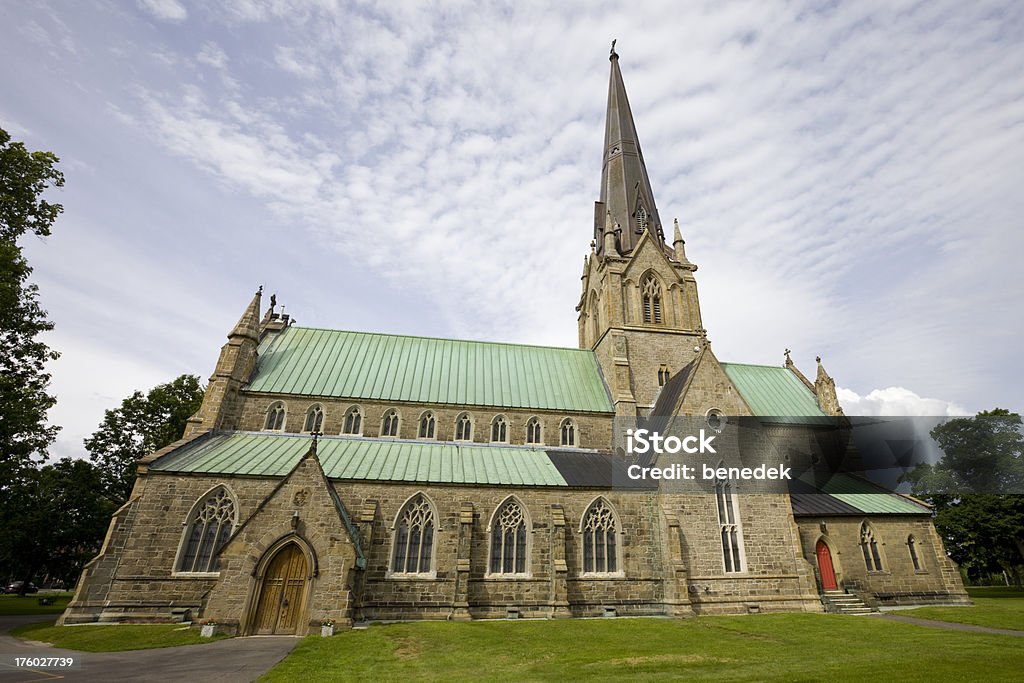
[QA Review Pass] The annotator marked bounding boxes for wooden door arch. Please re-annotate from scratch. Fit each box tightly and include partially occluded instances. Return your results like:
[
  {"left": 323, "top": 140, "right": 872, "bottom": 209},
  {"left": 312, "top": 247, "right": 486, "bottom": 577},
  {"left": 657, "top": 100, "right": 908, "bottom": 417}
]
[
  {"left": 816, "top": 539, "right": 838, "bottom": 591},
  {"left": 252, "top": 542, "right": 309, "bottom": 635}
]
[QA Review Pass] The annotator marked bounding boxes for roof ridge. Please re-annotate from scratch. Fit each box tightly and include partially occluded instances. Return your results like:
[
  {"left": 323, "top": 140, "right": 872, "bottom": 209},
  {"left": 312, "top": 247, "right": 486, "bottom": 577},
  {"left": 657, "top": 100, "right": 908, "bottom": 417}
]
[
  {"left": 286, "top": 325, "right": 596, "bottom": 354},
  {"left": 720, "top": 361, "right": 788, "bottom": 369}
]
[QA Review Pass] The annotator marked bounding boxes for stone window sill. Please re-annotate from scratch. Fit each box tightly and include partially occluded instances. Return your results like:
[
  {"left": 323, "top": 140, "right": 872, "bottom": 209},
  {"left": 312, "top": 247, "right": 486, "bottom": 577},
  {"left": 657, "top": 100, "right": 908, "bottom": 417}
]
[
  {"left": 576, "top": 572, "right": 626, "bottom": 580},
  {"left": 483, "top": 573, "right": 533, "bottom": 581},
  {"left": 386, "top": 572, "right": 439, "bottom": 581},
  {"left": 170, "top": 571, "right": 221, "bottom": 579}
]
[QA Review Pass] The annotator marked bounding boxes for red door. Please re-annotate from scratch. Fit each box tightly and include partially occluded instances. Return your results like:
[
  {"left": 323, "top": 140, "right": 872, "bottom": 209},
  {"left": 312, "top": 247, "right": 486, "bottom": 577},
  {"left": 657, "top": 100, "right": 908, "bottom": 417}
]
[{"left": 816, "top": 540, "right": 837, "bottom": 590}]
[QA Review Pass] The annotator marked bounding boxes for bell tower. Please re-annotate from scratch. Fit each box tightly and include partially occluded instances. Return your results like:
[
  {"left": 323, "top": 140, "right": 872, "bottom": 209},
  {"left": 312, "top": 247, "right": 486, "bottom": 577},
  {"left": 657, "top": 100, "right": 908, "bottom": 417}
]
[{"left": 578, "top": 46, "right": 706, "bottom": 417}]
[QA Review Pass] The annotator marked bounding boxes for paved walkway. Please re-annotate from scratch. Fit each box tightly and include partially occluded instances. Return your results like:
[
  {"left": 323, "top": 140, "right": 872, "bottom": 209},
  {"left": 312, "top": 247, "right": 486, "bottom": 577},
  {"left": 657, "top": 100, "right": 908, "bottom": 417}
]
[
  {"left": 0, "top": 615, "right": 299, "bottom": 682},
  {"left": 870, "top": 612, "right": 1024, "bottom": 637}
]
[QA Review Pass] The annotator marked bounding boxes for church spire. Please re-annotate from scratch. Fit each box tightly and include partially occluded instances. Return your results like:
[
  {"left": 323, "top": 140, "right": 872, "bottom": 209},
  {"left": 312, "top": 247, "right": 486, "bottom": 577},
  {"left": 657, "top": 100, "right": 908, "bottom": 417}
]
[
  {"left": 595, "top": 43, "right": 665, "bottom": 255},
  {"left": 229, "top": 286, "right": 262, "bottom": 343}
]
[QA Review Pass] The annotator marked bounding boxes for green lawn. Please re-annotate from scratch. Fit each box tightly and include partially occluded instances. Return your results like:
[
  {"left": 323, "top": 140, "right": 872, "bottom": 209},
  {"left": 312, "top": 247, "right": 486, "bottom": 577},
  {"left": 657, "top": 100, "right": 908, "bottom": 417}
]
[
  {"left": 0, "top": 592, "right": 74, "bottom": 615},
  {"left": 10, "top": 620, "right": 230, "bottom": 651},
  {"left": 897, "top": 586, "right": 1024, "bottom": 631},
  {"left": 260, "top": 613, "right": 1024, "bottom": 682}
]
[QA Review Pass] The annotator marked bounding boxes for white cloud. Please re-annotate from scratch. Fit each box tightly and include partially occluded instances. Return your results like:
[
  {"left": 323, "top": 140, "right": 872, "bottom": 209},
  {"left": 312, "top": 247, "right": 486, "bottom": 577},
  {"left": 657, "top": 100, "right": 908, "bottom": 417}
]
[
  {"left": 274, "top": 46, "right": 318, "bottom": 79},
  {"left": 138, "top": 0, "right": 188, "bottom": 22},
  {"left": 197, "top": 42, "right": 228, "bottom": 69},
  {"left": 837, "top": 386, "right": 971, "bottom": 417}
]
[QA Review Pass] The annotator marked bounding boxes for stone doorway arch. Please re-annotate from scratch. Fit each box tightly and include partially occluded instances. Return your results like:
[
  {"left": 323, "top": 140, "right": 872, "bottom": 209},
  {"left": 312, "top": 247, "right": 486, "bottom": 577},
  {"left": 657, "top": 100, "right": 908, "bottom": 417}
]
[{"left": 250, "top": 541, "right": 310, "bottom": 635}]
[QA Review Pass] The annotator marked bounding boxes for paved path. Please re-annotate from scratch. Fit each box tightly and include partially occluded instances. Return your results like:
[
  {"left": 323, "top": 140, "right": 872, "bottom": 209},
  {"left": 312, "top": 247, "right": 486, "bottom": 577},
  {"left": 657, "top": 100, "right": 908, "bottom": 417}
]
[
  {"left": 0, "top": 615, "right": 299, "bottom": 682},
  {"left": 870, "top": 612, "right": 1024, "bottom": 637}
]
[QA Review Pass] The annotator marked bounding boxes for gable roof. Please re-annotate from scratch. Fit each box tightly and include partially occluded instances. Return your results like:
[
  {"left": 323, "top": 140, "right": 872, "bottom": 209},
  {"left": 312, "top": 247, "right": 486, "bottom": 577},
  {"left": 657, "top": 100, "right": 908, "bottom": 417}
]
[
  {"left": 149, "top": 431, "right": 619, "bottom": 488},
  {"left": 789, "top": 472, "right": 931, "bottom": 516},
  {"left": 720, "top": 362, "right": 828, "bottom": 422},
  {"left": 246, "top": 327, "right": 614, "bottom": 413}
]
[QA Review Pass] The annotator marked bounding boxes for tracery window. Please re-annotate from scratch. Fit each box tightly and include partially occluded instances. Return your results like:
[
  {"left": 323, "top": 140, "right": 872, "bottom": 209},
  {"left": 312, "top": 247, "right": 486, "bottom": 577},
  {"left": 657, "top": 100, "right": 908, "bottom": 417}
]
[
  {"left": 658, "top": 366, "right": 671, "bottom": 386},
  {"left": 177, "top": 487, "right": 235, "bottom": 573},
  {"left": 908, "top": 535, "right": 921, "bottom": 571},
  {"left": 391, "top": 494, "right": 435, "bottom": 575},
  {"left": 636, "top": 205, "right": 649, "bottom": 232},
  {"left": 716, "top": 474, "right": 744, "bottom": 573},
  {"left": 455, "top": 412, "right": 473, "bottom": 441},
  {"left": 264, "top": 402, "right": 286, "bottom": 431},
  {"left": 381, "top": 409, "right": 400, "bottom": 437},
  {"left": 861, "top": 523, "right": 883, "bottom": 571},
  {"left": 489, "top": 498, "right": 528, "bottom": 574},
  {"left": 560, "top": 418, "right": 576, "bottom": 447},
  {"left": 525, "top": 417, "right": 542, "bottom": 445},
  {"left": 642, "top": 276, "right": 662, "bottom": 324},
  {"left": 418, "top": 411, "right": 436, "bottom": 439},
  {"left": 582, "top": 498, "right": 618, "bottom": 574},
  {"left": 303, "top": 404, "right": 324, "bottom": 433},
  {"left": 491, "top": 415, "right": 508, "bottom": 443},
  {"left": 342, "top": 406, "right": 362, "bottom": 435}
]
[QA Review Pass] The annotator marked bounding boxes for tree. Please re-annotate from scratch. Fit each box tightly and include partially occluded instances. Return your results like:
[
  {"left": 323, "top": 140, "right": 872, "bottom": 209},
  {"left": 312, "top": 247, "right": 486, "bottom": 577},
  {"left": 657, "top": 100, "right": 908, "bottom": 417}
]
[
  {"left": 85, "top": 374, "right": 205, "bottom": 503},
  {"left": 0, "top": 127, "right": 64, "bottom": 477},
  {"left": 903, "top": 409, "right": 1024, "bottom": 586}
]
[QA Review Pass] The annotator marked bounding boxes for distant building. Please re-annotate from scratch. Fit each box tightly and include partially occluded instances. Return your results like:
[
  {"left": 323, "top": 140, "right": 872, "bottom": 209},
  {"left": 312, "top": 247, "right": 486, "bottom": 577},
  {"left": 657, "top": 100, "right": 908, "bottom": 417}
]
[{"left": 61, "top": 49, "right": 968, "bottom": 633}]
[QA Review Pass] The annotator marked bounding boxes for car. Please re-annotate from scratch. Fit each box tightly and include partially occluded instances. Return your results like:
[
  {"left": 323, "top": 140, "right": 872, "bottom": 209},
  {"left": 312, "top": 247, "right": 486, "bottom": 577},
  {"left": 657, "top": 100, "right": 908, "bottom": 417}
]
[{"left": 3, "top": 581, "right": 39, "bottom": 594}]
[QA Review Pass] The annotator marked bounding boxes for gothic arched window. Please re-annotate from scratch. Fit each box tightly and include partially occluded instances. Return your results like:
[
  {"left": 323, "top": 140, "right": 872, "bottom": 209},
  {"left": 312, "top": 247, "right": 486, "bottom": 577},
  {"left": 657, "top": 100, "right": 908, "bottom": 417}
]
[
  {"left": 560, "top": 418, "right": 576, "bottom": 447},
  {"left": 716, "top": 473, "right": 744, "bottom": 573},
  {"left": 381, "top": 409, "right": 400, "bottom": 437},
  {"left": 636, "top": 205, "right": 649, "bottom": 233},
  {"left": 525, "top": 417, "right": 542, "bottom": 445},
  {"left": 861, "top": 523, "right": 883, "bottom": 571},
  {"left": 264, "top": 402, "right": 286, "bottom": 431},
  {"left": 455, "top": 412, "right": 473, "bottom": 441},
  {"left": 342, "top": 406, "right": 362, "bottom": 435},
  {"left": 489, "top": 498, "right": 528, "bottom": 575},
  {"left": 418, "top": 411, "right": 436, "bottom": 439},
  {"left": 642, "top": 275, "right": 662, "bottom": 324},
  {"left": 303, "top": 404, "right": 324, "bottom": 433},
  {"left": 391, "top": 494, "right": 436, "bottom": 575},
  {"left": 908, "top": 535, "right": 921, "bottom": 571},
  {"left": 491, "top": 415, "right": 508, "bottom": 443},
  {"left": 658, "top": 365, "right": 671, "bottom": 386},
  {"left": 582, "top": 498, "right": 618, "bottom": 574},
  {"left": 177, "top": 487, "right": 236, "bottom": 573}
]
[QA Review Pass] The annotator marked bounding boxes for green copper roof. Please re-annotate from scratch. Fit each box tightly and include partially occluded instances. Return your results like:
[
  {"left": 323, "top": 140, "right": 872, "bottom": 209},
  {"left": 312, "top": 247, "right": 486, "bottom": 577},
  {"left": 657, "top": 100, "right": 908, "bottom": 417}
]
[
  {"left": 720, "top": 363, "right": 827, "bottom": 419},
  {"left": 820, "top": 473, "right": 930, "bottom": 514},
  {"left": 247, "top": 327, "right": 613, "bottom": 413},
  {"left": 150, "top": 432, "right": 569, "bottom": 487}
]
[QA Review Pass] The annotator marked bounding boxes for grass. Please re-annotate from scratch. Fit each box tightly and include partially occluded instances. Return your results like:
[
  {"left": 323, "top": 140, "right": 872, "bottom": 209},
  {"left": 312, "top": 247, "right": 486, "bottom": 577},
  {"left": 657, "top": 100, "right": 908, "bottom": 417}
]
[
  {"left": 0, "top": 592, "right": 74, "bottom": 615},
  {"left": 897, "top": 585, "right": 1024, "bottom": 631},
  {"left": 10, "top": 619, "right": 230, "bottom": 652},
  {"left": 260, "top": 613, "right": 1024, "bottom": 682}
]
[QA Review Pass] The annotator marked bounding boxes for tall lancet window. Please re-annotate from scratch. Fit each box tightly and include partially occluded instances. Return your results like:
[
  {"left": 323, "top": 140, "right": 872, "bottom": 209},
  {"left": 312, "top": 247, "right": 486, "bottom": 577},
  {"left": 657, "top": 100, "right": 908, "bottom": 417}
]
[
  {"left": 381, "top": 409, "right": 400, "bottom": 437},
  {"left": 489, "top": 498, "right": 528, "bottom": 575},
  {"left": 391, "top": 494, "right": 436, "bottom": 575},
  {"left": 861, "top": 523, "right": 883, "bottom": 571},
  {"left": 636, "top": 205, "right": 649, "bottom": 233},
  {"left": 560, "top": 418, "right": 577, "bottom": 447},
  {"left": 581, "top": 498, "right": 619, "bottom": 574},
  {"left": 716, "top": 473, "right": 744, "bottom": 573},
  {"left": 491, "top": 415, "right": 508, "bottom": 443},
  {"left": 525, "top": 417, "right": 543, "bottom": 445},
  {"left": 177, "top": 487, "right": 236, "bottom": 573},
  {"left": 642, "top": 276, "right": 663, "bottom": 324}
]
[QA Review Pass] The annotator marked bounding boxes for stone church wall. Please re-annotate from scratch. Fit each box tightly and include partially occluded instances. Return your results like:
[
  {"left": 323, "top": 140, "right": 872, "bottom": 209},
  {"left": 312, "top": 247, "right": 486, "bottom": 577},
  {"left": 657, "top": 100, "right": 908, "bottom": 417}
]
[
  {"left": 232, "top": 393, "right": 614, "bottom": 450},
  {"left": 795, "top": 517, "right": 970, "bottom": 607}
]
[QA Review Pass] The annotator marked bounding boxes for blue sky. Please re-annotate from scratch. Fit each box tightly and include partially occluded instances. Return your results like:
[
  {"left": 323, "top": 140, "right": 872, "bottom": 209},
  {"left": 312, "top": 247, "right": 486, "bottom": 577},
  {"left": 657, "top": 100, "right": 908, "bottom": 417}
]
[{"left": 3, "top": 0, "right": 1022, "bottom": 461}]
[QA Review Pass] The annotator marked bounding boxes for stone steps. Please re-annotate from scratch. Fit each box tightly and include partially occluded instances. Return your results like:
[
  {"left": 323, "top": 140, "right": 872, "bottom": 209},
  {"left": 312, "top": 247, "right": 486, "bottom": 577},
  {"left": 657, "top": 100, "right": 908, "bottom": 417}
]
[{"left": 821, "top": 590, "right": 874, "bottom": 615}]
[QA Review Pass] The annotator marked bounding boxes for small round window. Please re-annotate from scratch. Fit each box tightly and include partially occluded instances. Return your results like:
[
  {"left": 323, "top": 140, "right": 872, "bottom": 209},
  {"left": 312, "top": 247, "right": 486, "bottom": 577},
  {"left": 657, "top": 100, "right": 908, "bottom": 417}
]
[{"left": 706, "top": 408, "right": 726, "bottom": 433}]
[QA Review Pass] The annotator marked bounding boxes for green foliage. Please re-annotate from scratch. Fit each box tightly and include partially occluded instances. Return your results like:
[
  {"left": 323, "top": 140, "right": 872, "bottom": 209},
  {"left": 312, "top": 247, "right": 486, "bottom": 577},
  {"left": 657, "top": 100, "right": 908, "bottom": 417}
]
[
  {"left": 0, "top": 459, "right": 117, "bottom": 588},
  {"left": 84, "top": 374, "right": 205, "bottom": 503},
  {"left": 0, "top": 127, "right": 63, "bottom": 476},
  {"left": 902, "top": 409, "right": 1024, "bottom": 586},
  {"left": 11, "top": 620, "right": 230, "bottom": 651}
]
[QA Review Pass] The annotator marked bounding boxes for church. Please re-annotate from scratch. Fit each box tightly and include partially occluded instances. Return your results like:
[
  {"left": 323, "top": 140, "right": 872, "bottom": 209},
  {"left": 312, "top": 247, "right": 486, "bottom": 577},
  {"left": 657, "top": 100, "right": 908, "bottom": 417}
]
[{"left": 60, "top": 48, "right": 968, "bottom": 634}]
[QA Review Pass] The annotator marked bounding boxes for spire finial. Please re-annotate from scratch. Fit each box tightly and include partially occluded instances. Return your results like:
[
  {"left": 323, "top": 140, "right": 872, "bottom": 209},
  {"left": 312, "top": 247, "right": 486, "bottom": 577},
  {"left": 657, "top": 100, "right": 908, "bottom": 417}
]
[
  {"left": 784, "top": 349, "right": 793, "bottom": 367},
  {"left": 310, "top": 430, "right": 323, "bottom": 453},
  {"left": 610, "top": 39, "right": 617, "bottom": 59}
]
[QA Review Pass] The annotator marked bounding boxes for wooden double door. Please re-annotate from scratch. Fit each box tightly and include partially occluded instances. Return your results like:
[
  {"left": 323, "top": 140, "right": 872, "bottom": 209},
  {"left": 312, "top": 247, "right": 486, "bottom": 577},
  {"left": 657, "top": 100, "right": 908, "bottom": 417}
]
[{"left": 253, "top": 544, "right": 308, "bottom": 635}]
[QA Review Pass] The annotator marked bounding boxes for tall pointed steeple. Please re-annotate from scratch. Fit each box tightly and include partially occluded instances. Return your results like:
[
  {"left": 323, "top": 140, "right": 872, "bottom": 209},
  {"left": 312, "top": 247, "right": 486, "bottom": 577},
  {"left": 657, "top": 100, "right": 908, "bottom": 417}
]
[{"left": 595, "top": 43, "right": 665, "bottom": 255}]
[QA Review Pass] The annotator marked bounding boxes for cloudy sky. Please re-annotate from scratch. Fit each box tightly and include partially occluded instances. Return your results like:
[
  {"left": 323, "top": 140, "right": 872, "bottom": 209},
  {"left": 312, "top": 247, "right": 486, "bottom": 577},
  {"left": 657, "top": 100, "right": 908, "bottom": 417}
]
[{"left": 2, "top": 0, "right": 1022, "bottom": 461}]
